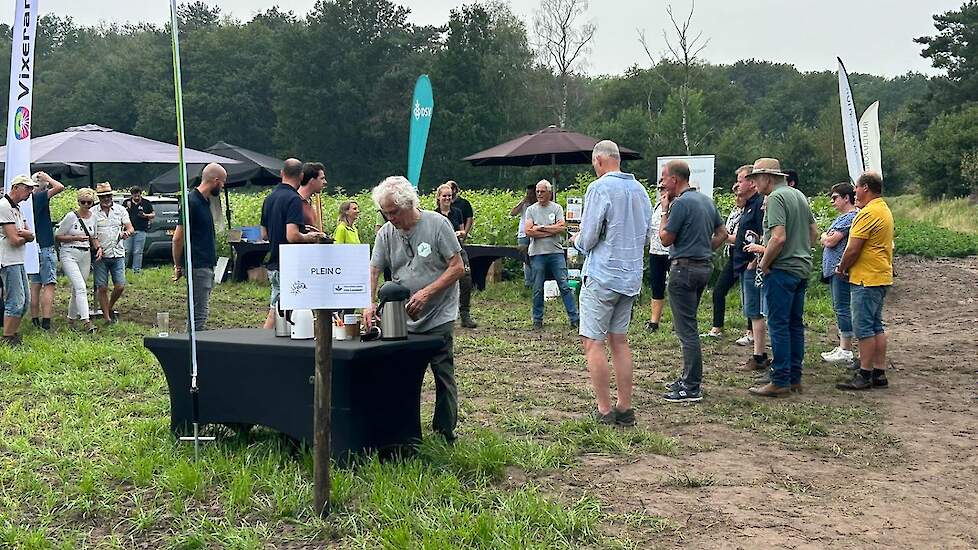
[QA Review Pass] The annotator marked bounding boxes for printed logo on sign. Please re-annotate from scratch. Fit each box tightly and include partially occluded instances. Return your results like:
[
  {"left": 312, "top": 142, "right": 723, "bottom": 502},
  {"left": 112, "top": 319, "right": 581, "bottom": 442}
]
[
  {"left": 290, "top": 281, "right": 308, "bottom": 295},
  {"left": 13, "top": 107, "right": 30, "bottom": 140},
  {"left": 334, "top": 284, "right": 366, "bottom": 293},
  {"left": 413, "top": 100, "right": 432, "bottom": 121}
]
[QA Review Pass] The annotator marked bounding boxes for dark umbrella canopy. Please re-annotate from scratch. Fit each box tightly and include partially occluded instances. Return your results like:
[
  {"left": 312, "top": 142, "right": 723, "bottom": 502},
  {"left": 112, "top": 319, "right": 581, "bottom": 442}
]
[
  {"left": 0, "top": 161, "right": 88, "bottom": 179},
  {"left": 149, "top": 141, "right": 285, "bottom": 194},
  {"left": 462, "top": 125, "right": 642, "bottom": 167}
]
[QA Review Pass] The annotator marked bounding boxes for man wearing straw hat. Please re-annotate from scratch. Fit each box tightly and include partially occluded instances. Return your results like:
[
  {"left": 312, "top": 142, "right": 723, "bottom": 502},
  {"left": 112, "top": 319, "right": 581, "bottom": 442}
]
[
  {"left": 93, "top": 182, "right": 135, "bottom": 324},
  {"left": 745, "top": 158, "right": 818, "bottom": 397},
  {"left": 0, "top": 174, "right": 39, "bottom": 345}
]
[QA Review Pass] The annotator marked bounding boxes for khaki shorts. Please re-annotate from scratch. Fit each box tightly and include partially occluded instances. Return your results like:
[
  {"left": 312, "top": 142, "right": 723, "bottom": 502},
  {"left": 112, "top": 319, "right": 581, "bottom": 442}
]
[{"left": 578, "top": 277, "right": 636, "bottom": 341}]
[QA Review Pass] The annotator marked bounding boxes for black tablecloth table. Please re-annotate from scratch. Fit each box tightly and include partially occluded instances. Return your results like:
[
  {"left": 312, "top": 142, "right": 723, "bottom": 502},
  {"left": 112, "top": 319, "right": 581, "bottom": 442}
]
[
  {"left": 144, "top": 328, "right": 443, "bottom": 464},
  {"left": 230, "top": 241, "right": 271, "bottom": 282},
  {"left": 463, "top": 244, "right": 523, "bottom": 290}
]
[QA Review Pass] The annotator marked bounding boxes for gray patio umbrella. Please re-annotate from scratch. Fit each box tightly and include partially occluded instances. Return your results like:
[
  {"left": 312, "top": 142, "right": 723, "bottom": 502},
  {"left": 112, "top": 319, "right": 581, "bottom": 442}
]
[
  {"left": 0, "top": 161, "right": 88, "bottom": 179},
  {"left": 149, "top": 141, "right": 284, "bottom": 194},
  {"left": 0, "top": 124, "right": 240, "bottom": 186}
]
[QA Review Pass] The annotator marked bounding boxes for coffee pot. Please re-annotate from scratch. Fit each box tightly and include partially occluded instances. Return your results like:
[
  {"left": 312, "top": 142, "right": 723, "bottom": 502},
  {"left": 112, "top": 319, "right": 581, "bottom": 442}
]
[
  {"left": 376, "top": 281, "right": 410, "bottom": 340},
  {"left": 290, "top": 309, "right": 314, "bottom": 340},
  {"left": 274, "top": 299, "right": 293, "bottom": 337}
]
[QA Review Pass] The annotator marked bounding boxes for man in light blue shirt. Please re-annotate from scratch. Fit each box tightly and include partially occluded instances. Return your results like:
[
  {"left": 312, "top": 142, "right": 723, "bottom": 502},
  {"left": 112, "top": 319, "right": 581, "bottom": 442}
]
[{"left": 571, "top": 140, "right": 652, "bottom": 427}]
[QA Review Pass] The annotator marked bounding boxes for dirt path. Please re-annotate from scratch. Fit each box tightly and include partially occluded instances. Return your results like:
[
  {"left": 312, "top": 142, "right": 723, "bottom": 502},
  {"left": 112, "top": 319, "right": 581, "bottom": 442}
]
[{"left": 529, "top": 256, "right": 978, "bottom": 548}]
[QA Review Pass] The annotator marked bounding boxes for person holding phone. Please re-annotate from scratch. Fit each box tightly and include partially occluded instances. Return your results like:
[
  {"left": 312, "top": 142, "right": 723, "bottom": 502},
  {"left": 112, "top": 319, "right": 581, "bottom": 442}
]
[{"left": 730, "top": 164, "right": 770, "bottom": 375}]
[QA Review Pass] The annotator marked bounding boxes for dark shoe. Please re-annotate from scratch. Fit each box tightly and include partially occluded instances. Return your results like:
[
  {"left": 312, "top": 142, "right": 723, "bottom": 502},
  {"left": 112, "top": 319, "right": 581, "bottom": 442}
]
[
  {"left": 435, "top": 430, "right": 456, "bottom": 445},
  {"left": 738, "top": 356, "right": 770, "bottom": 372},
  {"left": 532, "top": 321, "right": 543, "bottom": 330},
  {"left": 645, "top": 321, "right": 659, "bottom": 333},
  {"left": 663, "top": 379, "right": 682, "bottom": 392},
  {"left": 790, "top": 384, "right": 803, "bottom": 394},
  {"left": 111, "top": 310, "right": 119, "bottom": 321},
  {"left": 593, "top": 409, "right": 616, "bottom": 425},
  {"left": 570, "top": 319, "right": 579, "bottom": 329},
  {"left": 40, "top": 318, "right": 52, "bottom": 331},
  {"left": 846, "top": 358, "right": 861, "bottom": 371},
  {"left": 31, "top": 317, "right": 40, "bottom": 328},
  {"left": 614, "top": 407, "right": 636, "bottom": 427},
  {"left": 1, "top": 334, "right": 22, "bottom": 346},
  {"left": 83, "top": 322, "right": 97, "bottom": 335},
  {"left": 748, "top": 382, "right": 790, "bottom": 397},
  {"left": 836, "top": 371, "right": 873, "bottom": 391},
  {"left": 460, "top": 314, "right": 478, "bottom": 329},
  {"left": 663, "top": 387, "right": 702, "bottom": 403},
  {"left": 872, "top": 370, "right": 888, "bottom": 388}
]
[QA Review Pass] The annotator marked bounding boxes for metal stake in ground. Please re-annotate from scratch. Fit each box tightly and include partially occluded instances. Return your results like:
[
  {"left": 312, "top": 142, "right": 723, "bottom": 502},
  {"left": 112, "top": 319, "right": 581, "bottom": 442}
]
[{"left": 313, "top": 308, "right": 333, "bottom": 516}]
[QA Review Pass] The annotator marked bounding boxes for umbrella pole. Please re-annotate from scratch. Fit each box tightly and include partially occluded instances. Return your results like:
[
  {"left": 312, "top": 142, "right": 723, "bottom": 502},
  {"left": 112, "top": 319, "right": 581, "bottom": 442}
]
[
  {"left": 224, "top": 187, "right": 232, "bottom": 227},
  {"left": 88, "top": 163, "right": 94, "bottom": 187}
]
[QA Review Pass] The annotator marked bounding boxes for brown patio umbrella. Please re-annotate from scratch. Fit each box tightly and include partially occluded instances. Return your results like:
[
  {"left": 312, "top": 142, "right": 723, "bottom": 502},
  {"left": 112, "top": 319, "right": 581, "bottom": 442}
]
[{"left": 462, "top": 125, "right": 642, "bottom": 167}]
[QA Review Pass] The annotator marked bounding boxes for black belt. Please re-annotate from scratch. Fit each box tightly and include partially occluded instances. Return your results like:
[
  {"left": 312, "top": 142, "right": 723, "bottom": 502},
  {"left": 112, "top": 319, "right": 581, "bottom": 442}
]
[
  {"left": 67, "top": 246, "right": 89, "bottom": 251},
  {"left": 672, "top": 257, "right": 711, "bottom": 266}
]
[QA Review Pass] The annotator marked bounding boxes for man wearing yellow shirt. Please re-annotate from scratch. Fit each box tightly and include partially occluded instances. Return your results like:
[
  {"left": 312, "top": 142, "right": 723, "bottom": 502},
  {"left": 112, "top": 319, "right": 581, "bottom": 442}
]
[{"left": 835, "top": 172, "right": 893, "bottom": 391}]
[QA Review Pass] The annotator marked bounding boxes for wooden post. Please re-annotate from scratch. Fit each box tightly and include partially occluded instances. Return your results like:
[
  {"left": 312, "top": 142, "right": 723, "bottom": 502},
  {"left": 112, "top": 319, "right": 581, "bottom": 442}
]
[{"left": 313, "top": 308, "right": 332, "bottom": 516}]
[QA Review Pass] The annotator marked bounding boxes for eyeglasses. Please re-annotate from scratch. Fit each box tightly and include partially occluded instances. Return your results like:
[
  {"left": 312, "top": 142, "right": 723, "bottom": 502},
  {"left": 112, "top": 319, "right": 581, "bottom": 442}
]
[
  {"left": 78, "top": 200, "right": 94, "bottom": 206},
  {"left": 656, "top": 186, "right": 665, "bottom": 191}
]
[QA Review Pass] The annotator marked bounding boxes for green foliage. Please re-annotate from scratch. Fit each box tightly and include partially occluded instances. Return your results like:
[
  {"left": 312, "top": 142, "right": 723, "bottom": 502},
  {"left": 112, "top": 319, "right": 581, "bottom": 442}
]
[
  {"left": 894, "top": 218, "right": 978, "bottom": 258},
  {"left": 916, "top": 104, "right": 978, "bottom": 198},
  {"left": 915, "top": 0, "right": 978, "bottom": 111}
]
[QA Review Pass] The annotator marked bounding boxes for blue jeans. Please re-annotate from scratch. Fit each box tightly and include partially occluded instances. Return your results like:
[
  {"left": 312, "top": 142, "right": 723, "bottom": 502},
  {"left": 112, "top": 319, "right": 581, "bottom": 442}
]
[
  {"left": 1, "top": 264, "right": 30, "bottom": 318},
  {"left": 125, "top": 230, "right": 147, "bottom": 272},
  {"left": 851, "top": 284, "right": 888, "bottom": 339},
  {"left": 763, "top": 269, "right": 807, "bottom": 388},
  {"left": 531, "top": 253, "right": 578, "bottom": 324},
  {"left": 830, "top": 276, "right": 853, "bottom": 338}
]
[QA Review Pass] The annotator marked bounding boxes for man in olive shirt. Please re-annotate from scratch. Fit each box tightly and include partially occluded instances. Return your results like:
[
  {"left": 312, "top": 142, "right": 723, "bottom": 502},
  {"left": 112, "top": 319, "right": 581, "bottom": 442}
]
[
  {"left": 746, "top": 158, "right": 818, "bottom": 397},
  {"left": 835, "top": 171, "right": 893, "bottom": 391}
]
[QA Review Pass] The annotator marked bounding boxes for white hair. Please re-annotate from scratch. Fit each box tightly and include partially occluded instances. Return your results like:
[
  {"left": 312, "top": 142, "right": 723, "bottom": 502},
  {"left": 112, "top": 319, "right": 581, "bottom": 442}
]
[
  {"left": 535, "top": 179, "right": 553, "bottom": 192},
  {"left": 372, "top": 176, "right": 419, "bottom": 211},
  {"left": 592, "top": 140, "right": 621, "bottom": 161}
]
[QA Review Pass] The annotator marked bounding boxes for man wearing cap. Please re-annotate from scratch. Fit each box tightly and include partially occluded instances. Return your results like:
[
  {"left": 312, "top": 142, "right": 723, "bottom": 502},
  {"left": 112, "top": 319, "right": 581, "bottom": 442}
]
[
  {"left": 93, "top": 182, "right": 135, "bottom": 324},
  {"left": 659, "top": 160, "right": 727, "bottom": 402},
  {"left": 0, "top": 175, "right": 38, "bottom": 345},
  {"left": 746, "top": 158, "right": 818, "bottom": 397},
  {"left": 29, "top": 172, "right": 65, "bottom": 331}
]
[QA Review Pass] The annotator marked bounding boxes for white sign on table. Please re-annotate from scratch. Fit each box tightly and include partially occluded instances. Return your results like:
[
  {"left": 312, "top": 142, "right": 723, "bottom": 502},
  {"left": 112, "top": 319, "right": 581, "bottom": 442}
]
[
  {"left": 656, "top": 155, "right": 716, "bottom": 198},
  {"left": 279, "top": 244, "right": 371, "bottom": 310}
]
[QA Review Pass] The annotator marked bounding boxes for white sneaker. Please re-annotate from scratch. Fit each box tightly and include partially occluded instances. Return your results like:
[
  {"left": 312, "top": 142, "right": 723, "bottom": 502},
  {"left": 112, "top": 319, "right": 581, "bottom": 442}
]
[
  {"left": 735, "top": 333, "right": 754, "bottom": 346},
  {"left": 820, "top": 346, "right": 841, "bottom": 360},
  {"left": 822, "top": 347, "right": 854, "bottom": 363}
]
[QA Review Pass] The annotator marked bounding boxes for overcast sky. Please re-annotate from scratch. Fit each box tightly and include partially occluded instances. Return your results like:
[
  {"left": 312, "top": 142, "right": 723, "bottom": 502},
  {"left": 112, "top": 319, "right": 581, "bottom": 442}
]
[{"left": 3, "top": 0, "right": 960, "bottom": 77}]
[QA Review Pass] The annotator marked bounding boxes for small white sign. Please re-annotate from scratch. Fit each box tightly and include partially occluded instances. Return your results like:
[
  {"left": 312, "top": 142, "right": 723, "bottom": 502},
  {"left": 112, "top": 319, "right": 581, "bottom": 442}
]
[
  {"left": 279, "top": 244, "right": 371, "bottom": 310},
  {"left": 657, "top": 155, "right": 716, "bottom": 198}
]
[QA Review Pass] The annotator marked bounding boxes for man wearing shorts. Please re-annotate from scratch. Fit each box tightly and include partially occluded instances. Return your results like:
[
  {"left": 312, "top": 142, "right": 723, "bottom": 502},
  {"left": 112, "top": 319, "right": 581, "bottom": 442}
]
[
  {"left": 29, "top": 172, "right": 65, "bottom": 330},
  {"left": 731, "top": 164, "right": 770, "bottom": 373},
  {"left": 0, "top": 175, "right": 39, "bottom": 345},
  {"left": 836, "top": 171, "right": 893, "bottom": 390},
  {"left": 93, "top": 182, "right": 134, "bottom": 324},
  {"left": 572, "top": 140, "right": 652, "bottom": 426}
]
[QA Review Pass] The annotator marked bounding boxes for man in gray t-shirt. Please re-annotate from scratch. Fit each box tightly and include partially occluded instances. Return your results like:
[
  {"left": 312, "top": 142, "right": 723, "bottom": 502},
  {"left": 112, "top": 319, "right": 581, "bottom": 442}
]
[
  {"left": 525, "top": 179, "right": 579, "bottom": 329},
  {"left": 366, "top": 176, "right": 464, "bottom": 442}
]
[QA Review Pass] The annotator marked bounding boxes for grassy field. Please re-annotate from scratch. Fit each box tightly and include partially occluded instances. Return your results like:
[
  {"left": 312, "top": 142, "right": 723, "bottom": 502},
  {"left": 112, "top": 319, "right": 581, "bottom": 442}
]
[
  {"left": 888, "top": 194, "right": 978, "bottom": 235},
  {"left": 0, "top": 263, "right": 879, "bottom": 548}
]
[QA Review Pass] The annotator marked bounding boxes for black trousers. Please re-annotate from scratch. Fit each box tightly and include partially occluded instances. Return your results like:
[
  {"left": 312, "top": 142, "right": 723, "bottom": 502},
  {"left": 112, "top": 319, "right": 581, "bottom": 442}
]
[{"left": 711, "top": 257, "right": 738, "bottom": 329}]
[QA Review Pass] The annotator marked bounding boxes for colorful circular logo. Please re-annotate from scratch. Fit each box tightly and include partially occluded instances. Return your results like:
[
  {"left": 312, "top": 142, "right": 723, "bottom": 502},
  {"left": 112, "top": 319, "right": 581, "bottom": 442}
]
[{"left": 13, "top": 106, "right": 30, "bottom": 140}]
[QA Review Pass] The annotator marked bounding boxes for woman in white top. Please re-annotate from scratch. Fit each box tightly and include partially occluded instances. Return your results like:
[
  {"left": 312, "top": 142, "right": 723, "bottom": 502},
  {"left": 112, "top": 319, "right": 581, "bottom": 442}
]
[
  {"left": 56, "top": 187, "right": 102, "bottom": 333},
  {"left": 645, "top": 184, "right": 671, "bottom": 332}
]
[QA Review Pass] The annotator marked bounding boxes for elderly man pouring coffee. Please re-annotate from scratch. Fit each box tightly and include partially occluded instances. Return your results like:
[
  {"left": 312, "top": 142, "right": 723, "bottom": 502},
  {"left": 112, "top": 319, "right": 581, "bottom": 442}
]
[{"left": 363, "top": 176, "right": 464, "bottom": 443}]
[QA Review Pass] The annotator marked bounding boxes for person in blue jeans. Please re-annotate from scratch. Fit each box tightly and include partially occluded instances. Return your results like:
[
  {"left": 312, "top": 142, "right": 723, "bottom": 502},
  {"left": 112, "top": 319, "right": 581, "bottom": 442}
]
[
  {"left": 525, "top": 180, "right": 578, "bottom": 329},
  {"left": 123, "top": 186, "right": 155, "bottom": 272},
  {"left": 819, "top": 182, "right": 858, "bottom": 364},
  {"left": 744, "top": 158, "right": 818, "bottom": 397}
]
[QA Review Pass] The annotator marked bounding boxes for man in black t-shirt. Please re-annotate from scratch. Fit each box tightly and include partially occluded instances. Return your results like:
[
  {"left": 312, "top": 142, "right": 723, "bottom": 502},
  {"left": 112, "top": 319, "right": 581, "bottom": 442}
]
[
  {"left": 449, "top": 180, "right": 474, "bottom": 237},
  {"left": 29, "top": 172, "right": 65, "bottom": 330},
  {"left": 259, "top": 158, "right": 325, "bottom": 328},
  {"left": 172, "top": 164, "right": 225, "bottom": 330},
  {"left": 123, "top": 186, "right": 155, "bottom": 272}
]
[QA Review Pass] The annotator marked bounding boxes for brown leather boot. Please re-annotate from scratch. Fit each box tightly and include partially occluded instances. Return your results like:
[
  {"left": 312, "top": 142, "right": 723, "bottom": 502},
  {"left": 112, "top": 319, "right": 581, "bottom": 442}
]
[
  {"left": 737, "top": 356, "right": 770, "bottom": 371},
  {"left": 790, "top": 384, "right": 803, "bottom": 394},
  {"left": 748, "top": 382, "right": 790, "bottom": 397}
]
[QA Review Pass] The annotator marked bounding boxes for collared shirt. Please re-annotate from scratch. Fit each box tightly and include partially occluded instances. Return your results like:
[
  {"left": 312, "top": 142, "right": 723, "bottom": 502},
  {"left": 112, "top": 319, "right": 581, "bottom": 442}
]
[
  {"left": 575, "top": 171, "right": 652, "bottom": 296},
  {"left": 95, "top": 203, "right": 132, "bottom": 259},
  {"left": 0, "top": 195, "right": 26, "bottom": 266},
  {"left": 848, "top": 197, "right": 893, "bottom": 286},
  {"left": 732, "top": 192, "right": 764, "bottom": 273},
  {"left": 664, "top": 188, "right": 724, "bottom": 261}
]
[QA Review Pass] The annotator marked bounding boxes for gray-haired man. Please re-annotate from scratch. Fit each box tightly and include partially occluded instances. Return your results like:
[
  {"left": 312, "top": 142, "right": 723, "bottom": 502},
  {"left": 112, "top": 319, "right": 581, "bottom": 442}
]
[{"left": 364, "top": 176, "right": 465, "bottom": 443}]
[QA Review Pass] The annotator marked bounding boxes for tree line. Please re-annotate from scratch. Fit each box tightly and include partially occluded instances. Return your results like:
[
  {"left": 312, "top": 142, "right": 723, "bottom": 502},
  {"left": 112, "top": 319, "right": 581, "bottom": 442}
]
[{"left": 0, "top": 0, "right": 974, "bottom": 199}]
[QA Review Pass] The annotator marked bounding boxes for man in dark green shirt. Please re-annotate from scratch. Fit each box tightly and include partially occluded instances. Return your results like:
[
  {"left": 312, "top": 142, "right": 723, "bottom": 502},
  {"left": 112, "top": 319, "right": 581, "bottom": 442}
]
[{"left": 746, "top": 158, "right": 818, "bottom": 398}]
